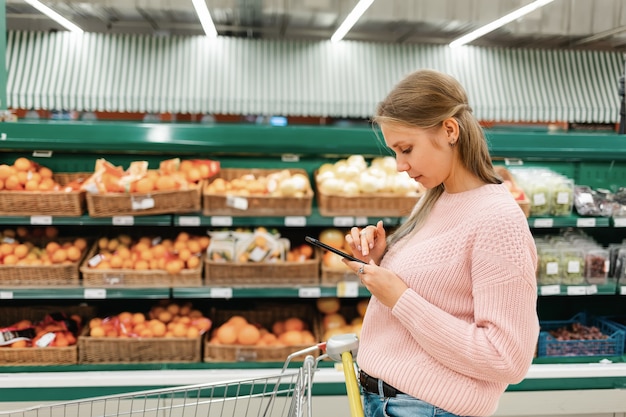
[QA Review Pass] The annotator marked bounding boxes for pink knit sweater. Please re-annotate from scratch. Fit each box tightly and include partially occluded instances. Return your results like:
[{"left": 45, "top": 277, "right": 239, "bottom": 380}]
[{"left": 357, "top": 183, "right": 539, "bottom": 417}]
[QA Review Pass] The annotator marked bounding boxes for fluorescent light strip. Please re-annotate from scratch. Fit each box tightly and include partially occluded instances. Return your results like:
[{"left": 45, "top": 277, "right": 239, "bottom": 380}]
[
  {"left": 449, "top": 0, "right": 554, "bottom": 48},
  {"left": 331, "top": 0, "right": 376, "bottom": 43},
  {"left": 23, "top": 0, "right": 83, "bottom": 33},
  {"left": 192, "top": 0, "right": 218, "bottom": 38}
]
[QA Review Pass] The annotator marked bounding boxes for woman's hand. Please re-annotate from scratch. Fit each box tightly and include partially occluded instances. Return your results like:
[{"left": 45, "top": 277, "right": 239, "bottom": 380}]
[
  {"left": 345, "top": 220, "right": 387, "bottom": 264},
  {"left": 344, "top": 260, "right": 408, "bottom": 309}
]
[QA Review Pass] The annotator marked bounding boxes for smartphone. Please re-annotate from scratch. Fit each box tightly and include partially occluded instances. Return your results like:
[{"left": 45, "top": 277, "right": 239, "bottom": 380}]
[{"left": 304, "top": 236, "right": 366, "bottom": 264}]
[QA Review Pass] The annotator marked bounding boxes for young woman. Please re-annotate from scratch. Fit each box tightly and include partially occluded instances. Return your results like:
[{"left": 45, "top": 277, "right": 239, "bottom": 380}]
[{"left": 344, "top": 69, "right": 539, "bottom": 417}]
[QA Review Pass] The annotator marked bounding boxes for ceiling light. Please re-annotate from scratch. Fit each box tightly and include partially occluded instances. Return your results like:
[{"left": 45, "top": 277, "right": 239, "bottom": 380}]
[
  {"left": 331, "top": 0, "right": 376, "bottom": 43},
  {"left": 23, "top": 0, "right": 83, "bottom": 33},
  {"left": 449, "top": 0, "right": 554, "bottom": 48},
  {"left": 192, "top": 0, "right": 218, "bottom": 38}
]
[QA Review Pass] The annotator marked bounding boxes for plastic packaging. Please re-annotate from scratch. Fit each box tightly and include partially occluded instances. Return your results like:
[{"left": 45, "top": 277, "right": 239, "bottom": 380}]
[
  {"left": 537, "top": 246, "right": 561, "bottom": 285},
  {"left": 584, "top": 248, "right": 609, "bottom": 285}
]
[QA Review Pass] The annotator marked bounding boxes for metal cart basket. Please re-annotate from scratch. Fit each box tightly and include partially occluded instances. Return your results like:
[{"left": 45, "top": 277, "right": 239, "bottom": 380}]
[{"left": 1, "top": 334, "right": 363, "bottom": 417}]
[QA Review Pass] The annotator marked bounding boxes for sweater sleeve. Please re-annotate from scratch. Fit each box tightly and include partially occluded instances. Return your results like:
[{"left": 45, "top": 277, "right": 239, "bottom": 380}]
[{"left": 392, "top": 216, "right": 539, "bottom": 384}]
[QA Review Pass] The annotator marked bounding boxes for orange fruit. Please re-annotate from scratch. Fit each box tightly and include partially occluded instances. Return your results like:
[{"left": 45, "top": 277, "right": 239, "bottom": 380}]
[
  {"left": 172, "top": 323, "right": 188, "bottom": 338},
  {"left": 186, "top": 240, "right": 201, "bottom": 254},
  {"left": 5, "top": 175, "right": 21, "bottom": 190},
  {"left": 24, "top": 179, "right": 39, "bottom": 191},
  {"left": 108, "top": 254, "right": 124, "bottom": 269},
  {"left": 133, "top": 177, "right": 155, "bottom": 193},
  {"left": 90, "top": 326, "right": 106, "bottom": 337},
  {"left": 131, "top": 312, "right": 146, "bottom": 325},
  {"left": 186, "top": 256, "right": 200, "bottom": 269},
  {"left": 3, "top": 254, "right": 18, "bottom": 265},
  {"left": 215, "top": 324, "right": 237, "bottom": 344},
  {"left": 13, "top": 244, "right": 29, "bottom": 259},
  {"left": 227, "top": 315, "right": 248, "bottom": 330},
  {"left": 10, "top": 340, "right": 28, "bottom": 348},
  {"left": 38, "top": 166, "right": 53, "bottom": 179},
  {"left": 13, "top": 157, "right": 32, "bottom": 172},
  {"left": 66, "top": 246, "right": 82, "bottom": 262},
  {"left": 284, "top": 317, "right": 306, "bottom": 332},
  {"left": 51, "top": 248, "right": 68, "bottom": 263},
  {"left": 157, "top": 310, "right": 173, "bottom": 323},
  {"left": 73, "top": 238, "right": 88, "bottom": 251},
  {"left": 166, "top": 303, "right": 181, "bottom": 316},
  {"left": 165, "top": 259, "right": 183, "bottom": 275},
  {"left": 155, "top": 175, "right": 176, "bottom": 191},
  {"left": 0, "top": 164, "right": 13, "bottom": 180},
  {"left": 279, "top": 330, "right": 304, "bottom": 346},
  {"left": 237, "top": 324, "right": 261, "bottom": 345}
]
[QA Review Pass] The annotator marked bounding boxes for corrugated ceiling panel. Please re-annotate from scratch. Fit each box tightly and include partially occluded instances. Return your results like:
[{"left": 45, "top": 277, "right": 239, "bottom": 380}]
[{"left": 6, "top": 30, "right": 624, "bottom": 122}]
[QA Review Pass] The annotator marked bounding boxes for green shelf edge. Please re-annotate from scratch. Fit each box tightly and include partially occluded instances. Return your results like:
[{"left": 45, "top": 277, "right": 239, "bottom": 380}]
[{"left": 1, "top": 121, "right": 626, "bottom": 161}]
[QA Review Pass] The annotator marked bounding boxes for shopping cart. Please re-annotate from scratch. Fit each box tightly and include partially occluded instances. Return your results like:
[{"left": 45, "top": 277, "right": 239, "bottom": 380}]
[{"left": 1, "top": 333, "right": 363, "bottom": 417}]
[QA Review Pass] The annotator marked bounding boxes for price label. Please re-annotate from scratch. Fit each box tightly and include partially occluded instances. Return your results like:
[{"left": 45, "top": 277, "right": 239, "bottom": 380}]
[
  {"left": 84, "top": 288, "right": 107, "bottom": 299},
  {"left": 112, "top": 216, "right": 134, "bottom": 226},
  {"left": 285, "top": 216, "right": 306, "bottom": 227},
  {"left": 281, "top": 154, "right": 300, "bottom": 162},
  {"left": 566, "top": 286, "right": 587, "bottom": 296},
  {"left": 298, "top": 287, "right": 321, "bottom": 298},
  {"left": 211, "top": 216, "right": 233, "bottom": 227},
  {"left": 0, "top": 291, "right": 13, "bottom": 299},
  {"left": 179, "top": 216, "right": 201, "bottom": 227},
  {"left": 32, "top": 150, "right": 53, "bottom": 158},
  {"left": 539, "top": 285, "right": 560, "bottom": 296},
  {"left": 576, "top": 217, "right": 596, "bottom": 227},
  {"left": 30, "top": 215, "right": 52, "bottom": 225},
  {"left": 586, "top": 285, "right": 598, "bottom": 295},
  {"left": 337, "top": 281, "right": 359, "bottom": 298},
  {"left": 333, "top": 217, "right": 354, "bottom": 227},
  {"left": 533, "top": 218, "right": 553, "bottom": 228},
  {"left": 355, "top": 217, "right": 368, "bottom": 226},
  {"left": 226, "top": 196, "right": 249, "bottom": 210},
  {"left": 210, "top": 287, "right": 233, "bottom": 299},
  {"left": 614, "top": 217, "right": 626, "bottom": 227},
  {"left": 621, "top": 286, "right": 626, "bottom": 295}
]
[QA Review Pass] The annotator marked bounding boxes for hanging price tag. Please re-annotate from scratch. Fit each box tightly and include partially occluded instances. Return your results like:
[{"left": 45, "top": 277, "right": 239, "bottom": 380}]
[
  {"left": 210, "top": 288, "right": 233, "bottom": 299},
  {"left": 337, "top": 281, "right": 359, "bottom": 298},
  {"left": 285, "top": 216, "right": 306, "bottom": 227},
  {"left": 298, "top": 287, "right": 321, "bottom": 298},
  {"left": 131, "top": 196, "right": 155, "bottom": 210},
  {"left": 30, "top": 216, "right": 52, "bottom": 225},
  {"left": 211, "top": 216, "right": 233, "bottom": 227},
  {"left": 178, "top": 216, "right": 201, "bottom": 226},
  {"left": 84, "top": 289, "right": 107, "bottom": 299},
  {"left": 226, "top": 196, "right": 249, "bottom": 210},
  {"left": 333, "top": 217, "right": 354, "bottom": 227},
  {"left": 112, "top": 216, "right": 134, "bottom": 226},
  {"left": 539, "top": 285, "right": 560, "bottom": 296}
]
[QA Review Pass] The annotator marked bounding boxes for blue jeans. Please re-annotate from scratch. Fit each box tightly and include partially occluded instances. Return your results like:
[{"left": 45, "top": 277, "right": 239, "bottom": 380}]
[{"left": 363, "top": 389, "right": 467, "bottom": 417}]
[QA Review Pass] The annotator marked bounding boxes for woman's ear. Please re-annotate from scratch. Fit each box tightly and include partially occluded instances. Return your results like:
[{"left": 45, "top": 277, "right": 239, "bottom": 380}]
[{"left": 442, "top": 117, "right": 460, "bottom": 145}]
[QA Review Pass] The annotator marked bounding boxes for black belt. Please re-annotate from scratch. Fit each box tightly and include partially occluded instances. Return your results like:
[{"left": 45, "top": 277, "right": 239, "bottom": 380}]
[{"left": 359, "top": 370, "right": 404, "bottom": 397}]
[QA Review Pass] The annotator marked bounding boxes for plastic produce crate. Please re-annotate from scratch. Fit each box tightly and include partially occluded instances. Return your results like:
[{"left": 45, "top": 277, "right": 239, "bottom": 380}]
[{"left": 537, "top": 312, "right": 625, "bottom": 358}]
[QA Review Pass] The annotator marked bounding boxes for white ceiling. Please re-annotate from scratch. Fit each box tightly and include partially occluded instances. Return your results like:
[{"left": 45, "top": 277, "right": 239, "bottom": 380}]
[{"left": 5, "top": 0, "right": 626, "bottom": 51}]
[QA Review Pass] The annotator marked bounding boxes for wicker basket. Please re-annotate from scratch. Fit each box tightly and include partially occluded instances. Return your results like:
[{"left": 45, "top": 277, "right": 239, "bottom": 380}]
[
  {"left": 0, "top": 259, "right": 83, "bottom": 287},
  {"left": 0, "top": 305, "right": 95, "bottom": 366},
  {"left": 204, "top": 303, "right": 320, "bottom": 362},
  {"left": 202, "top": 168, "right": 313, "bottom": 217},
  {"left": 204, "top": 257, "right": 320, "bottom": 286},
  {"left": 85, "top": 183, "right": 202, "bottom": 217},
  {"left": 0, "top": 172, "right": 87, "bottom": 217},
  {"left": 316, "top": 191, "right": 420, "bottom": 218},
  {"left": 80, "top": 244, "right": 203, "bottom": 288},
  {"left": 78, "top": 331, "right": 202, "bottom": 364}
]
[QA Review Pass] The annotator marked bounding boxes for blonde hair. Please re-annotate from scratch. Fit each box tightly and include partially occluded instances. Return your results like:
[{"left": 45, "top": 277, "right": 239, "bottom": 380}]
[{"left": 373, "top": 69, "right": 501, "bottom": 247}]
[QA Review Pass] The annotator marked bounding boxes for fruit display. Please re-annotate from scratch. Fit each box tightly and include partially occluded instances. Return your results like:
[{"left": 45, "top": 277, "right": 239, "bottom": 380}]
[
  {"left": 315, "top": 155, "right": 422, "bottom": 197},
  {"left": 0, "top": 157, "right": 83, "bottom": 192},
  {"left": 205, "top": 169, "right": 311, "bottom": 198},
  {"left": 316, "top": 297, "right": 368, "bottom": 341},
  {"left": 208, "top": 315, "right": 315, "bottom": 347},
  {"left": 538, "top": 313, "right": 623, "bottom": 357},
  {"left": 81, "top": 158, "right": 219, "bottom": 194},
  {"left": 0, "top": 236, "right": 88, "bottom": 267},
  {"left": 207, "top": 227, "right": 313, "bottom": 264},
  {"left": 1, "top": 312, "right": 83, "bottom": 348},
  {"left": 86, "top": 301, "right": 212, "bottom": 339},
  {"left": 84, "top": 232, "right": 209, "bottom": 275}
]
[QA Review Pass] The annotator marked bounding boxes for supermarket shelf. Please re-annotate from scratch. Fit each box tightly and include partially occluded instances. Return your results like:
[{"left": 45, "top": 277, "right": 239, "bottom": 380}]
[
  {"left": 538, "top": 280, "right": 619, "bottom": 296},
  {"left": 0, "top": 287, "right": 171, "bottom": 299},
  {"left": 173, "top": 208, "right": 401, "bottom": 228},
  {"left": 0, "top": 214, "right": 173, "bottom": 226},
  {"left": 3, "top": 122, "right": 626, "bottom": 161},
  {"left": 528, "top": 215, "right": 611, "bottom": 229},
  {"left": 172, "top": 285, "right": 370, "bottom": 299}
]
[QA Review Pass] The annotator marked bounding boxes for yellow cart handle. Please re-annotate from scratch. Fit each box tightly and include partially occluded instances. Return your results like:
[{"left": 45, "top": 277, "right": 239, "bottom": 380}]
[{"left": 341, "top": 350, "right": 364, "bottom": 417}]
